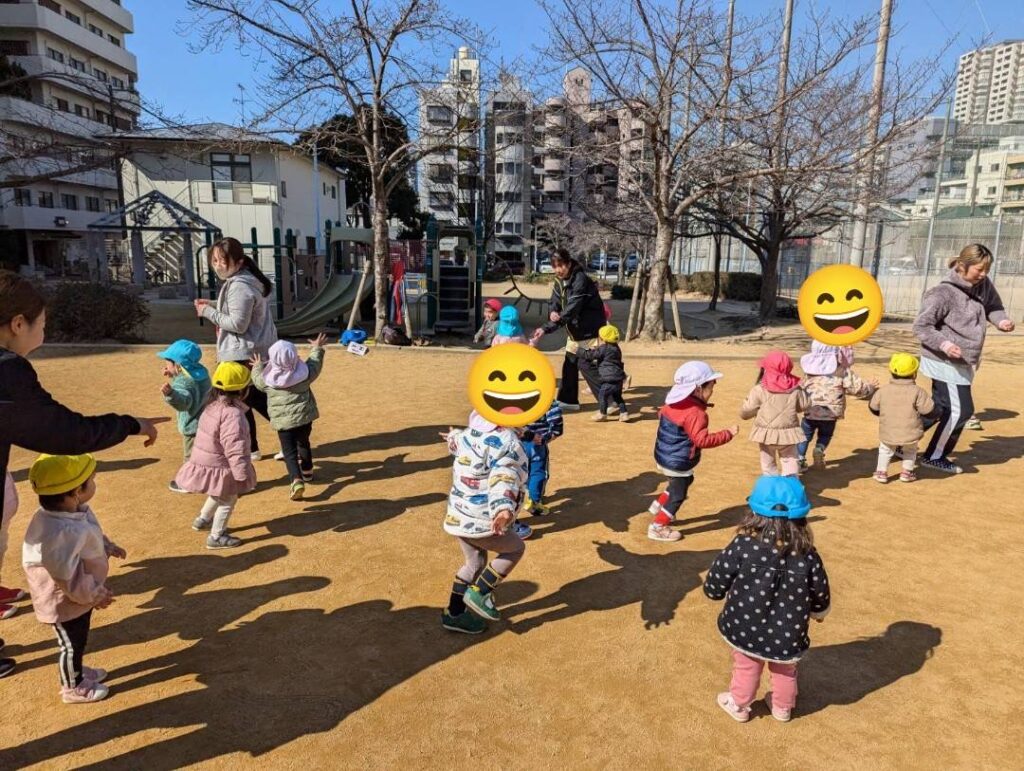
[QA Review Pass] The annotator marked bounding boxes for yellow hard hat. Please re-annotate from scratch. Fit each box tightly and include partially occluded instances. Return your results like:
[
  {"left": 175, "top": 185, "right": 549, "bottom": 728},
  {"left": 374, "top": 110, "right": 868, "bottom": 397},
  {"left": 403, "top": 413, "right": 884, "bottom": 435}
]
[
  {"left": 29, "top": 454, "right": 97, "bottom": 496},
  {"left": 889, "top": 352, "right": 919, "bottom": 377},
  {"left": 599, "top": 324, "right": 620, "bottom": 343},
  {"left": 212, "top": 361, "right": 250, "bottom": 392}
]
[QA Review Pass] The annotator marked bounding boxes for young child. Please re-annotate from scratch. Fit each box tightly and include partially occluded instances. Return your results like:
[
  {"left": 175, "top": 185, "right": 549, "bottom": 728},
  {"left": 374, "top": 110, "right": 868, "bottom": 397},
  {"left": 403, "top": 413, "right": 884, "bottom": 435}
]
[
  {"left": 175, "top": 362, "right": 256, "bottom": 549},
  {"left": 158, "top": 339, "right": 211, "bottom": 493},
  {"left": 741, "top": 351, "right": 808, "bottom": 477},
  {"left": 520, "top": 400, "right": 564, "bottom": 524},
  {"left": 869, "top": 353, "right": 936, "bottom": 483},
  {"left": 440, "top": 411, "right": 529, "bottom": 634},
  {"left": 251, "top": 335, "right": 327, "bottom": 501},
  {"left": 23, "top": 454, "right": 124, "bottom": 704},
  {"left": 797, "top": 342, "right": 877, "bottom": 470},
  {"left": 579, "top": 324, "right": 629, "bottom": 422},
  {"left": 704, "top": 475, "right": 831, "bottom": 723},
  {"left": 649, "top": 362, "right": 738, "bottom": 542},
  {"left": 474, "top": 299, "right": 502, "bottom": 346},
  {"left": 491, "top": 305, "right": 529, "bottom": 346}
]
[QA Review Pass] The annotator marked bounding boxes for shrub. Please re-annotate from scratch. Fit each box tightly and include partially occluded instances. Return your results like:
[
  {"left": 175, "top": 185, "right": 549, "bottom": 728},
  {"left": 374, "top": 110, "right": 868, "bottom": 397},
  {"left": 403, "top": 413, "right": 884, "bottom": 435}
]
[
  {"left": 685, "top": 271, "right": 761, "bottom": 301},
  {"left": 610, "top": 283, "right": 633, "bottom": 300},
  {"left": 44, "top": 282, "right": 150, "bottom": 342}
]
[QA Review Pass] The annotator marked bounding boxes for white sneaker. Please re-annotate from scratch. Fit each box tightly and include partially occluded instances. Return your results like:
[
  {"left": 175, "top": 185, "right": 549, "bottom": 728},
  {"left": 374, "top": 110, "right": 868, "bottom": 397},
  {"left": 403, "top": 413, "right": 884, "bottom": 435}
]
[
  {"left": 250, "top": 451, "right": 262, "bottom": 462},
  {"left": 62, "top": 680, "right": 109, "bottom": 704},
  {"left": 647, "top": 523, "right": 682, "bottom": 542},
  {"left": 274, "top": 452, "right": 285, "bottom": 461}
]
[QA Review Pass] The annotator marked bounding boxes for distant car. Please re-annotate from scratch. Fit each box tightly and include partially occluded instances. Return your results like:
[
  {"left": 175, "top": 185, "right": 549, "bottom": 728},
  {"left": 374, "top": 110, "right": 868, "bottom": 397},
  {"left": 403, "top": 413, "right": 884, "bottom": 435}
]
[
  {"left": 537, "top": 258, "right": 555, "bottom": 274},
  {"left": 588, "top": 255, "right": 620, "bottom": 273}
]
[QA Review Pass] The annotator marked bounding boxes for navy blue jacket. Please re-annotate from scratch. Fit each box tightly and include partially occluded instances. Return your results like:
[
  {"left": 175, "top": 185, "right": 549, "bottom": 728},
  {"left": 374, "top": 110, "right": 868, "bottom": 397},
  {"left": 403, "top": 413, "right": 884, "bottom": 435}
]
[{"left": 654, "top": 396, "right": 733, "bottom": 473}]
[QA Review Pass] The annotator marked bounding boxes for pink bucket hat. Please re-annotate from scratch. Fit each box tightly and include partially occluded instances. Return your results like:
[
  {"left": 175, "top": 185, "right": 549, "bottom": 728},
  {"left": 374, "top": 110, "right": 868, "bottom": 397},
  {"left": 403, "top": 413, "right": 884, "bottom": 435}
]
[
  {"left": 665, "top": 361, "right": 723, "bottom": 405},
  {"left": 262, "top": 340, "right": 309, "bottom": 389},
  {"left": 468, "top": 410, "right": 497, "bottom": 432},
  {"left": 800, "top": 341, "right": 838, "bottom": 376}
]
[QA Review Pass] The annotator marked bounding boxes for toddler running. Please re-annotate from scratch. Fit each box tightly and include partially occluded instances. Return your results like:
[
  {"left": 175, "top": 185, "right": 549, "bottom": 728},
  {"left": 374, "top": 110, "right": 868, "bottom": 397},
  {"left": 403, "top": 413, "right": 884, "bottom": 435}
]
[
  {"left": 740, "top": 351, "right": 808, "bottom": 477},
  {"left": 159, "top": 339, "right": 211, "bottom": 492},
  {"left": 520, "top": 400, "right": 563, "bottom": 525},
  {"left": 869, "top": 353, "right": 936, "bottom": 483},
  {"left": 579, "top": 324, "right": 629, "bottom": 422}
]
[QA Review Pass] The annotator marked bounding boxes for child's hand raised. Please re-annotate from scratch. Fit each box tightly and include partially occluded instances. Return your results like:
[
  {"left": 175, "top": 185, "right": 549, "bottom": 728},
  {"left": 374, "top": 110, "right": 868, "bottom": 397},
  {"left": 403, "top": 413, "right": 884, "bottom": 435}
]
[
  {"left": 727, "top": 425, "right": 740, "bottom": 437},
  {"left": 160, "top": 382, "right": 173, "bottom": 397},
  {"left": 309, "top": 333, "right": 329, "bottom": 348},
  {"left": 248, "top": 353, "right": 261, "bottom": 368},
  {"left": 107, "top": 543, "right": 127, "bottom": 559}
]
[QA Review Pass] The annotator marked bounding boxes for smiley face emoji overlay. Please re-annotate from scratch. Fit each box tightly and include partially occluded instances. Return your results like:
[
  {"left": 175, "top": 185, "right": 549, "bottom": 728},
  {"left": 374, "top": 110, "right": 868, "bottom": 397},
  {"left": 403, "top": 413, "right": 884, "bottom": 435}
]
[
  {"left": 468, "top": 343, "right": 557, "bottom": 428},
  {"left": 797, "top": 265, "right": 883, "bottom": 346}
]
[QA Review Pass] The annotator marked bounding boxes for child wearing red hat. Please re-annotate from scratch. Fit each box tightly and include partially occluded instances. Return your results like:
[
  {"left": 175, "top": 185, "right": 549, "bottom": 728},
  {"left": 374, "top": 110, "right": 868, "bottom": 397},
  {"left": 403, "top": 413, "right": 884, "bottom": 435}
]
[{"left": 474, "top": 299, "right": 503, "bottom": 347}]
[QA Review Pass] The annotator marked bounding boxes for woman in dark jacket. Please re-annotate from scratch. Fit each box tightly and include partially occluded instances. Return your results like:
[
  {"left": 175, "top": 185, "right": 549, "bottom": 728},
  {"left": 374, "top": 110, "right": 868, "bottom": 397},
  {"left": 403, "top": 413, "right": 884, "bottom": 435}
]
[
  {"left": 530, "top": 249, "right": 605, "bottom": 409},
  {"left": 0, "top": 271, "right": 166, "bottom": 679}
]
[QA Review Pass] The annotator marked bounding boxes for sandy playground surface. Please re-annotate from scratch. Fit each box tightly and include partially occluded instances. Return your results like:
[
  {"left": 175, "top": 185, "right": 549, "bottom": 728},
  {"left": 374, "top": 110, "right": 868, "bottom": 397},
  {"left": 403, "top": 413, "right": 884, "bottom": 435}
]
[{"left": 0, "top": 331, "right": 1022, "bottom": 769}]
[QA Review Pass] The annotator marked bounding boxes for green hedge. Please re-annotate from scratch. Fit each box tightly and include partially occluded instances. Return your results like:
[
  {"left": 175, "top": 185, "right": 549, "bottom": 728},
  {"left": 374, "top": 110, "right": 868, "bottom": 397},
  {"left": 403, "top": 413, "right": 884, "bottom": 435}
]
[
  {"left": 45, "top": 282, "right": 150, "bottom": 342},
  {"left": 684, "top": 271, "right": 761, "bottom": 301}
]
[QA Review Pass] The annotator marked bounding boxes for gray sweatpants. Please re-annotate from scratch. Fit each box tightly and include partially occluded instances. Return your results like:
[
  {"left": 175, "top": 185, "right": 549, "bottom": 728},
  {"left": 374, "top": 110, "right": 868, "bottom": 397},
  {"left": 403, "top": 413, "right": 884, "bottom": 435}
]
[{"left": 456, "top": 532, "right": 525, "bottom": 584}]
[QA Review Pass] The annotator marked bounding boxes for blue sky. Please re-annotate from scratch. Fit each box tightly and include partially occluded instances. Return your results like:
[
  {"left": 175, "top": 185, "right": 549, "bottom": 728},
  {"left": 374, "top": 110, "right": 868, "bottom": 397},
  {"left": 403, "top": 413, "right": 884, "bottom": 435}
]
[{"left": 132, "top": 0, "right": 1023, "bottom": 126}]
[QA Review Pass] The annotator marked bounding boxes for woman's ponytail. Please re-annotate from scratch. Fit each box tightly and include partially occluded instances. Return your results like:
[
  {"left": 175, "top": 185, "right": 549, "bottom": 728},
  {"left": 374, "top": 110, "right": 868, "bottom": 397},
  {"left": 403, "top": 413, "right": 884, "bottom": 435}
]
[
  {"left": 211, "top": 236, "right": 273, "bottom": 297},
  {"left": 242, "top": 255, "right": 273, "bottom": 298}
]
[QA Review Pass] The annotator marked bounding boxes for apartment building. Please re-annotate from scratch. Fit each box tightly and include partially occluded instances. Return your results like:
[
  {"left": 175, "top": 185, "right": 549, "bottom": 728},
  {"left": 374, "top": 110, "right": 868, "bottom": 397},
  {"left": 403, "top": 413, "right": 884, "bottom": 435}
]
[
  {"left": 0, "top": 0, "right": 139, "bottom": 273},
  {"left": 953, "top": 41, "right": 1024, "bottom": 126},
  {"left": 936, "top": 136, "right": 1024, "bottom": 215},
  {"left": 484, "top": 75, "right": 532, "bottom": 271}
]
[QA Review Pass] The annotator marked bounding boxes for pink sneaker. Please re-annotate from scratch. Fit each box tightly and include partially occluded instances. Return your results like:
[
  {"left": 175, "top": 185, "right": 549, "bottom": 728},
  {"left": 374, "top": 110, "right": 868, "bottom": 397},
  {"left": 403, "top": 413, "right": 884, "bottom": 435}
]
[
  {"left": 872, "top": 471, "right": 888, "bottom": 484},
  {"left": 899, "top": 470, "right": 917, "bottom": 483},
  {"left": 647, "top": 523, "right": 682, "bottom": 542},
  {"left": 717, "top": 692, "right": 750, "bottom": 722},
  {"left": 0, "top": 604, "right": 16, "bottom": 620},
  {"left": 82, "top": 666, "right": 108, "bottom": 683},
  {"left": 764, "top": 691, "right": 792, "bottom": 722},
  {"left": 0, "top": 587, "right": 26, "bottom": 604},
  {"left": 62, "top": 679, "right": 109, "bottom": 704}
]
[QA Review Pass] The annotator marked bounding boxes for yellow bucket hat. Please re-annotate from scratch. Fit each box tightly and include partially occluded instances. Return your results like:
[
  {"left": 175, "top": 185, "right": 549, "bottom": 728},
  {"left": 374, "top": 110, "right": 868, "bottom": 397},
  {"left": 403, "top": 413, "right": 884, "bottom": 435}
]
[
  {"left": 599, "top": 324, "right": 620, "bottom": 344},
  {"left": 889, "top": 352, "right": 919, "bottom": 377},
  {"left": 212, "top": 361, "right": 251, "bottom": 392},
  {"left": 29, "top": 454, "right": 97, "bottom": 496}
]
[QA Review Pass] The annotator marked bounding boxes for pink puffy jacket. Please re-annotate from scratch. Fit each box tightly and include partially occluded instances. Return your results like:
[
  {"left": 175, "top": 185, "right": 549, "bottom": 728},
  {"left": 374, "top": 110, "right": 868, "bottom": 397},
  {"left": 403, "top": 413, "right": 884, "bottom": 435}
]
[{"left": 175, "top": 397, "right": 256, "bottom": 497}]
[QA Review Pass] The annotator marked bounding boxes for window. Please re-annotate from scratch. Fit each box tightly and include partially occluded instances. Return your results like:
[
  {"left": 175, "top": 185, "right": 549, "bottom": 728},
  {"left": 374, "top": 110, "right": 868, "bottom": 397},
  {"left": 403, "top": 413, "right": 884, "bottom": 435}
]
[
  {"left": 69, "top": 57, "right": 86, "bottom": 72},
  {"left": 13, "top": 189, "right": 32, "bottom": 207},
  {"left": 74, "top": 104, "right": 90, "bottom": 118},
  {"left": 94, "top": 68, "right": 108, "bottom": 82},
  {"left": 0, "top": 41, "right": 29, "bottom": 56},
  {"left": 428, "top": 191, "right": 453, "bottom": 208},
  {"left": 105, "top": 199, "right": 118, "bottom": 212},
  {"left": 330, "top": 185, "right": 336, "bottom": 200},
  {"left": 95, "top": 109, "right": 108, "bottom": 125},
  {"left": 210, "top": 152, "right": 252, "bottom": 203},
  {"left": 988, "top": 186, "right": 997, "bottom": 195},
  {"left": 426, "top": 105, "right": 452, "bottom": 123},
  {"left": 55, "top": 98, "right": 69, "bottom": 112},
  {"left": 280, "top": 180, "right": 287, "bottom": 198},
  {"left": 991, "top": 163, "right": 1001, "bottom": 172},
  {"left": 107, "top": 35, "right": 121, "bottom": 47},
  {"left": 85, "top": 196, "right": 101, "bottom": 212},
  {"left": 39, "top": 192, "right": 55, "bottom": 208},
  {"left": 47, "top": 47, "right": 65, "bottom": 64},
  {"left": 65, "top": 10, "right": 81, "bottom": 25},
  {"left": 459, "top": 69, "right": 473, "bottom": 83},
  {"left": 322, "top": 182, "right": 327, "bottom": 195},
  {"left": 39, "top": 0, "right": 60, "bottom": 13},
  {"left": 89, "top": 23, "right": 103, "bottom": 36},
  {"left": 111, "top": 76, "right": 124, "bottom": 89},
  {"left": 61, "top": 193, "right": 78, "bottom": 210}
]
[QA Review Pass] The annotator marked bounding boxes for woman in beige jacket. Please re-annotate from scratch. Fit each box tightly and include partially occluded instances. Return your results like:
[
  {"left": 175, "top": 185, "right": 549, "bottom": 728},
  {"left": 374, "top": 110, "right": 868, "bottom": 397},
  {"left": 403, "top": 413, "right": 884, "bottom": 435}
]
[{"left": 740, "top": 351, "right": 809, "bottom": 476}]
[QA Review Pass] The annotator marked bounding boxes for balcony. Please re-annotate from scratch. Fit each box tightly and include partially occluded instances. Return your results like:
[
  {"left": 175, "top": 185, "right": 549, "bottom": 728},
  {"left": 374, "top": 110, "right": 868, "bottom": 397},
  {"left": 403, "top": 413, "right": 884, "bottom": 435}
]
[
  {"left": 543, "top": 201, "right": 567, "bottom": 214},
  {"left": 0, "top": 94, "right": 112, "bottom": 138},
  {"left": 543, "top": 178, "right": 565, "bottom": 193},
  {"left": 77, "top": 0, "right": 134, "bottom": 32},
  {"left": 544, "top": 156, "right": 566, "bottom": 172},
  {"left": 0, "top": 201, "right": 106, "bottom": 233},
  {"left": 1, "top": 2, "right": 137, "bottom": 72},
  {"left": 192, "top": 180, "right": 279, "bottom": 206},
  {"left": 16, "top": 55, "right": 140, "bottom": 114},
  {"left": 1005, "top": 167, "right": 1024, "bottom": 185}
]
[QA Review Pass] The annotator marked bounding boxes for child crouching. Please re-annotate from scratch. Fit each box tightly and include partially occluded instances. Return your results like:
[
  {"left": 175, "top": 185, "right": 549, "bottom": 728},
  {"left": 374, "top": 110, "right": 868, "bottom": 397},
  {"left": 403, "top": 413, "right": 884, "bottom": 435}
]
[
  {"left": 704, "top": 475, "right": 830, "bottom": 723},
  {"left": 869, "top": 353, "right": 936, "bottom": 483},
  {"left": 158, "top": 339, "right": 211, "bottom": 492},
  {"left": 23, "top": 454, "right": 124, "bottom": 704}
]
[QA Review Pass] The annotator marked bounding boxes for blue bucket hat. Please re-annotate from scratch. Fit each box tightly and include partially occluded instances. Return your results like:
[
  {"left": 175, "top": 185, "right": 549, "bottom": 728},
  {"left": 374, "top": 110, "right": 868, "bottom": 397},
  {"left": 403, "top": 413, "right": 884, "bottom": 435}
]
[
  {"left": 495, "top": 305, "right": 524, "bottom": 338},
  {"left": 157, "top": 339, "right": 209, "bottom": 382},
  {"left": 747, "top": 476, "right": 811, "bottom": 520}
]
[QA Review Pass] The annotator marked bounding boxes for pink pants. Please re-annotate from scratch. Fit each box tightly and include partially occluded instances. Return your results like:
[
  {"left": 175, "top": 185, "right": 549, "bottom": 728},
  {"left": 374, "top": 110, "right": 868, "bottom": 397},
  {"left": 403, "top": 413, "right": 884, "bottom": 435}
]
[
  {"left": 729, "top": 649, "right": 798, "bottom": 710},
  {"left": 759, "top": 444, "right": 799, "bottom": 476}
]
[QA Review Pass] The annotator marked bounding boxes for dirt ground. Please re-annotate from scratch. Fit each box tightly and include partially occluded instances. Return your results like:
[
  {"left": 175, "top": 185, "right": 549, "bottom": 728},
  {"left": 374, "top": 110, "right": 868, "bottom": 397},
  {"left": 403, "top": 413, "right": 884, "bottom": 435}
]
[{"left": 0, "top": 331, "right": 1022, "bottom": 769}]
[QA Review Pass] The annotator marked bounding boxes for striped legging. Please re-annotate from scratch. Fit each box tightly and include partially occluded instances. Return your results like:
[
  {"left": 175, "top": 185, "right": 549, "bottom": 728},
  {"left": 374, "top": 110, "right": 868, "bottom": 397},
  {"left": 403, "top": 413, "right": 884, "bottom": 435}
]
[{"left": 923, "top": 380, "right": 974, "bottom": 461}]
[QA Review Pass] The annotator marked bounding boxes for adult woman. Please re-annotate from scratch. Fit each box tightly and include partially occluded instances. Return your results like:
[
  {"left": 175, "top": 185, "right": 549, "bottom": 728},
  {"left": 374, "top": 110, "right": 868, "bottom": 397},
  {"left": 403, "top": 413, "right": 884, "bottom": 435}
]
[
  {"left": 0, "top": 271, "right": 166, "bottom": 678},
  {"left": 913, "top": 243, "right": 1015, "bottom": 473},
  {"left": 194, "top": 237, "right": 278, "bottom": 459},
  {"left": 530, "top": 248, "right": 606, "bottom": 410}
]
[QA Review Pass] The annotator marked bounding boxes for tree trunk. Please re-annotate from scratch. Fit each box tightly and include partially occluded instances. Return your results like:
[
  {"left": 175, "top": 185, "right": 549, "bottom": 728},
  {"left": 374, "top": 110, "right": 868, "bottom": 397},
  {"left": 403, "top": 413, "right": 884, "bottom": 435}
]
[
  {"left": 640, "top": 223, "right": 674, "bottom": 339},
  {"left": 617, "top": 253, "right": 626, "bottom": 286},
  {"left": 758, "top": 242, "right": 781, "bottom": 324},
  {"left": 625, "top": 265, "right": 644, "bottom": 340},
  {"left": 371, "top": 180, "right": 391, "bottom": 341},
  {"left": 709, "top": 233, "right": 723, "bottom": 311}
]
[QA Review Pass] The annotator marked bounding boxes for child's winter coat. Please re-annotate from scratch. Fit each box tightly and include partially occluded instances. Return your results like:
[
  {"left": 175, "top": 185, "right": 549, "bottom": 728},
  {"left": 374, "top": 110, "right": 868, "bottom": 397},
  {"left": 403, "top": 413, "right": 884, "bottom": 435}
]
[
  {"left": 175, "top": 398, "right": 256, "bottom": 497},
  {"left": 251, "top": 346, "right": 325, "bottom": 431},
  {"left": 578, "top": 342, "right": 626, "bottom": 384},
  {"left": 164, "top": 372, "right": 211, "bottom": 438},
  {"left": 654, "top": 395, "right": 733, "bottom": 474},
  {"left": 869, "top": 379, "right": 936, "bottom": 446},
  {"left": 740, "top": 385, "right": 809, "bottom": 445},
  {"left": 521, "top": 403, "right": 564, "bottom": 445},
  {"left": 802, "top": 369, "right": 875, "bottom": 421}
]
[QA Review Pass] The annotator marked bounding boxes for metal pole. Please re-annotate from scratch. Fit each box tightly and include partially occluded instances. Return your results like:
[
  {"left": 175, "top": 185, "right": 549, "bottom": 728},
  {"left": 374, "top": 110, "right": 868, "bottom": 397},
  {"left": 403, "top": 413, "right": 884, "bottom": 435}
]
[
  {"left": 922, "top": 98, "right": 954, "bottom": 300},
  {"left": 313, "top": 137, "right": 322, "bottom": 254},
  {"left": 850, "top": 0, "right": 894, "bottom": 267},
  {"left": 991, "top": 209, "right": 1003, "bottom": 279}
]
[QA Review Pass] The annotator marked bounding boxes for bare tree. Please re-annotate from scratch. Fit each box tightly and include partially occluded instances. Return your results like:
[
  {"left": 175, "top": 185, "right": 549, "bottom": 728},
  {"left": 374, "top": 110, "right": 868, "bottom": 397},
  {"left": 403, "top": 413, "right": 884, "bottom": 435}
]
[{"left": 186, "top": 0, "right": 482, "bottom": 339}]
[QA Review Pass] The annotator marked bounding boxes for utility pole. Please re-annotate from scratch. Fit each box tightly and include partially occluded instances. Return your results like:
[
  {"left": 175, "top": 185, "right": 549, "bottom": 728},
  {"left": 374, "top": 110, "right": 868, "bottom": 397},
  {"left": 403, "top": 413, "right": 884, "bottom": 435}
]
[
  {"left": 849, "top": 0, "right": 894, "bottom": 267},
  {"left": 234, "top": 83, "right": 247, "bottom": 125}
]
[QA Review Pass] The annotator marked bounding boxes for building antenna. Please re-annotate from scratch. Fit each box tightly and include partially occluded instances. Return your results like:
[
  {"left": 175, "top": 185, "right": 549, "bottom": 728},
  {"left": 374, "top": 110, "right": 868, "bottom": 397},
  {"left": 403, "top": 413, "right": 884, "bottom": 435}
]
[{"left": 234, "top": 83, "right": 247, "bottom": 125}]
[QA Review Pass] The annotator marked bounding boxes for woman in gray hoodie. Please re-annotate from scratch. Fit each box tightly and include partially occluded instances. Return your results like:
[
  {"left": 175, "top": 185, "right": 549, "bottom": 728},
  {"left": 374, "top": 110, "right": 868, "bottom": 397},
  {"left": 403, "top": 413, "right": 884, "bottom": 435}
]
[
  {"left": 194, "top": 237, "right": 278, "bottom": 460},
  {"left": 912, "top": 243, "right": 1015, "bottom": 474}
]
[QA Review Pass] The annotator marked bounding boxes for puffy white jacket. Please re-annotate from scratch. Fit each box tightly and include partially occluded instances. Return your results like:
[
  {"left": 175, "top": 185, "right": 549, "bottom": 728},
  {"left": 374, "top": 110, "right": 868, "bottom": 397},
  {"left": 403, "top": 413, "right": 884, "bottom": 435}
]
[{"left": 443, "top": 426, "right": 528, "bottom": 538}]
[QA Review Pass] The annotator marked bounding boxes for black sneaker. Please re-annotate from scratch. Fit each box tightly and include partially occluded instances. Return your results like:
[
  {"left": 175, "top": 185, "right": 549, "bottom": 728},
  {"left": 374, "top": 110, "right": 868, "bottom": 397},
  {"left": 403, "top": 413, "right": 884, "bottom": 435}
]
[
  {"left": 0, "top": 658, "right": 15, "bottom": 678},
  {"left": 921, "top": 457, "right": 962, "bottom": 474},
  {"left": 168, "top": 480, "right": 188, "bottom": 494}
]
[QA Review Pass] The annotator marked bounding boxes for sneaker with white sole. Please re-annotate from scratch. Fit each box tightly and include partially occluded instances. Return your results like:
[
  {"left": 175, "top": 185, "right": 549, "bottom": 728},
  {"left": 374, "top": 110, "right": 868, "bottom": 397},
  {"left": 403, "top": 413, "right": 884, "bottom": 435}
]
[
  {"left": 899, "top": 470, "right": 917, "bottom": 483},
  {"left": 0, "top": 658, "right": 14, "bottom": 679},
  {"left": 764, "top": 691, "right": 792, "bottom": 722},
  {"left": 301, "top": 471, "right": 314, "bottom": 483},
  {"left": 513, "top": 522, "right": 533, "bottom": 540},
  {"left": 716, "top": 692, "right": 750, "bottom": 723},
  {"left": 554, "top": 400, "right": 581, "bottom": 412},
  {"left": 812, "top": 446, "right": 826, "bottom": 467},
  {"left": 921, "top": 457, "right": 963, "bottom": 474},
  {"left": 441, "top": 610, "right": 487, "bottom": 634},
  {"left": 192, "top": 516, "right": 211, "bottom": 531},
  {"left": 168, "top": 480, "right": 188, "bottom": 494},
  {"left": 965, "top": 416, "right": 983, "bottom": 430},
  {"left": 62, "top": 679, "right": 108, "bottom": 704},
  {"left": 0, "top": 587, "right": 25, "bottom": 604},
  {"left": 592, "top": 413, "right": 607, "bottom": 422},
  {"left": 250, "top": 451, "right": 262, "bottom": 462},
  {"left": 618, "top": 411, "right": 630, "bottom": 422},
  {"left": 464, "top": 586, "right": 501, "bottom": 621},
  {"left": 206, "top": 533, "right": 242, "bottom": 550},
  {"left": 648, "top": 523, "right": 682, "bottom": 542},
  {"left": 290, "top": 481, "right": 305, "bottom": 501},
  {"left": 0, "top": 604, "right": 16, "bottom": 620},
  {"left": 873, "top": 471, "right": 888, "bottom": 484},
  {"left": 82, "top": 666, "right": 107, "bottom": 683},
  {"left": 274, "top": 451, "right": 285, "bottom": 461}
]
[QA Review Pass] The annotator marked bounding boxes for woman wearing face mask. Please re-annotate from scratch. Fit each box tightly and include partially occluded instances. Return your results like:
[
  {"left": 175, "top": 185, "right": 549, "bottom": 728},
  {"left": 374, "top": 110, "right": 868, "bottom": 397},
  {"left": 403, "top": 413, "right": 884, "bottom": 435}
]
[
  {"left": 0, "top": 271, "right": 167, "bottom": 679},
  {"left": 913, "top": 243, "right": 1015, "bottom": 474},
  {"left": 194, "top": 237, "right": 279, "bottom": 461}
]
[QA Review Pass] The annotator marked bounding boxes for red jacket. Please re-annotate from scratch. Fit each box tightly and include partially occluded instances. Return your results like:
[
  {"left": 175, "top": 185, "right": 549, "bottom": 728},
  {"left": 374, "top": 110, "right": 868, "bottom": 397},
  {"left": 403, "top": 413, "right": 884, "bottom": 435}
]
[
  {"left": 654, "top": 395, "right": 733, "bottom": 472},
  {"left": 661, "top": 396, "right": 734, "bottom": 449}
]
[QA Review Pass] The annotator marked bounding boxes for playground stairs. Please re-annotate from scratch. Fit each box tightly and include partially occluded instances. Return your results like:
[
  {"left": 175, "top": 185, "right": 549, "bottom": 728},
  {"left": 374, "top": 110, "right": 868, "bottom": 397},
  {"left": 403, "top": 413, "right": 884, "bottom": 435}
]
[{"left": 437, "top": 263, "right": 472, "bottom": 331}]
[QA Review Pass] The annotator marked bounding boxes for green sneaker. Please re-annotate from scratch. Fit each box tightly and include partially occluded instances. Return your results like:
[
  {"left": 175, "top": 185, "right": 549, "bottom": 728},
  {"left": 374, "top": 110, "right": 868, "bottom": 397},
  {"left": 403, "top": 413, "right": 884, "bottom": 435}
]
[
  {"left": 441, "top": 610, "right": 487, "bottom": 634},
  {"left": 464, "top": 585, "right": 500, "bottom": 621}
]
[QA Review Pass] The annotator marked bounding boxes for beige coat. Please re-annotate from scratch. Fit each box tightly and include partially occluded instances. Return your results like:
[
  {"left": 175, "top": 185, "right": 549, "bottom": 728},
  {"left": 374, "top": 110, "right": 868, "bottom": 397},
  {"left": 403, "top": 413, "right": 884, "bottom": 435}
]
[
  {"left": 740, "top": 384, "right": 809, "bottom": 445},
  {"left": 869, "top": 379, "right": 935, "bottom": 446}
]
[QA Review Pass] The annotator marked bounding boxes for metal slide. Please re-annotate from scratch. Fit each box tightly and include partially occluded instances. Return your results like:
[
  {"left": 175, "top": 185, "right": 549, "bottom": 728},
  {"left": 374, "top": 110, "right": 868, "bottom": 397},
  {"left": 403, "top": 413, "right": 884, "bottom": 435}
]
[{"left": 275, "top": 271, "right": 373, "bottom": 337}]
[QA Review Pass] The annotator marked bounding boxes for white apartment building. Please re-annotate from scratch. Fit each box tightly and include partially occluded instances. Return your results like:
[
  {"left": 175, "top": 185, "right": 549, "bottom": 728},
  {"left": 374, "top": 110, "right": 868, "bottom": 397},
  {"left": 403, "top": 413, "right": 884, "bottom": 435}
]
[
  {"left": 0, "top": 0, "right": 139, "bottom": 273},
  {"left": 118, "top": 123, "right": 347, "bottom": 283},
  {"left": 484, "top": 75, "right": 532, "bottom": 271},
  {"left": 935, "top": 136, "right": 1024, "bottom": 215},
  {"left": 417, "top": 47, "right": 480, "bottom": 257},
  {"left": 953, "top": 41, "right": 1024, "bottom": 126}
]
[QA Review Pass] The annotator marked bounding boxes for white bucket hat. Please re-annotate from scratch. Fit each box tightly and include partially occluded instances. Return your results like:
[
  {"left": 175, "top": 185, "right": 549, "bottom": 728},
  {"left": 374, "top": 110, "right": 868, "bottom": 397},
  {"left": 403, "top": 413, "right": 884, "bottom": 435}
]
[{"left": 665, "top": 361, "right": 723, "bottom": 404}]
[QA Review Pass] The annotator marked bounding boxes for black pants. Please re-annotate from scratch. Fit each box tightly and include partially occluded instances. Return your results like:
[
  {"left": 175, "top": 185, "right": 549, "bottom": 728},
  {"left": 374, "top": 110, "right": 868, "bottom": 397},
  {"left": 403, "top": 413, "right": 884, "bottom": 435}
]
[
  {"left": 923, "top": 380, "right": 974, "bottom": 461},
  {"left": 664, "top": 475, "right": 695, "bottom": 517},
  {"left": 243, "top": 381, "right": 270, "bottom": 453},
  {"left": 558, "top": 349, "right": 602, "bottom": 406},
  {"left": 597, "top": 382, "right": 626, "bottom": 414},
  {"left": 54, "top": 610, "right": 91, "bottom": 688},
  {"left": 278, "top": 422, "right": 313, "bottom": 481}
]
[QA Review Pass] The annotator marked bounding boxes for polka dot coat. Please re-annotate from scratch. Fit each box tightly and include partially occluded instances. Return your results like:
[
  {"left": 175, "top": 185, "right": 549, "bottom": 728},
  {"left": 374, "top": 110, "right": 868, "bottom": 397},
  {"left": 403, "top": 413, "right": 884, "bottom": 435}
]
[{"left": 703, "top": 535, "right": 831, "bottom": 663}]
